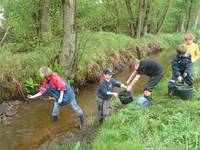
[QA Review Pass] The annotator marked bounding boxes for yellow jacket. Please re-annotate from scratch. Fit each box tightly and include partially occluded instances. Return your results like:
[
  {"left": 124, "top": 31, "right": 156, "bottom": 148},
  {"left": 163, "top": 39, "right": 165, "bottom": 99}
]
[{"left": 184, "top": 42, "right": 200, "bottom": 63}]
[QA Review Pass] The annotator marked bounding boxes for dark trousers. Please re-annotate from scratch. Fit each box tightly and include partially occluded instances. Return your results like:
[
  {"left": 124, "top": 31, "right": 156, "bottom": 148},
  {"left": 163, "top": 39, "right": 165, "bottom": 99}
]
[
  {"left": 96, "top": 97, "right": 109, "bottom": 123},
  {"left": 144, "top": 73, "right": 164, "bottom": 92}
]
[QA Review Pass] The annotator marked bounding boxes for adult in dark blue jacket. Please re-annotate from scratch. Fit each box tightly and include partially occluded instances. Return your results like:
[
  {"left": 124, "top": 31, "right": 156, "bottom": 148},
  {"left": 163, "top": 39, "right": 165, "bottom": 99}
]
[
  {"left": 168, "top": 45, "right": 193, "bottom": 96},
  {"left": 97, "top": 68, "right": 128, "bottom": 124}
]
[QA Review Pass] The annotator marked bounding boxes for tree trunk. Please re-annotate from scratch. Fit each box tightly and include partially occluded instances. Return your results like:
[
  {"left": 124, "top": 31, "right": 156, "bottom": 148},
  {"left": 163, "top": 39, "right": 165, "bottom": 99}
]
[
  {"left": 113, "top": 0, "right": 120, "bottom": 33},
  {"left": 136, "top": 0, "right": 144, "bottom": 38},
  {"left": 193, "top": 9, "right": 200, "bottom": 30},
  {"left": 156, "top": 0, "right": 172, "bottom": 34},
  {"left": 60, "top": 0, "right": 77, "bottom": 79},
  {"left": 125, "top": 0, "right": 135, "bottom": 37},
  {"left": 185, "top": 0, "right": 193, "bottom": 32},
  {"left": 40, "top": 0, "right": 51, "bottom": 40},
  {"left": 143, "top": 0, "right": 152, "bottom": 35},
  {"left": 181, "top": 17, "right": 186, "bottom": 32}
]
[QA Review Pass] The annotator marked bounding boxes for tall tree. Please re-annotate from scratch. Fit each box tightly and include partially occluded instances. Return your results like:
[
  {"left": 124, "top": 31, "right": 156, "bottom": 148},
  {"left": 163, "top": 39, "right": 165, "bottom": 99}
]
[
  {"left": 125, "top": 0, "right": 135, "bottom": 37},
  {"left": 136, "top": 0, "right": 144, "bottom": 38},
  {"left": 59, "top": 0, "right": 77, "bottom": 79},
  {"left": 40, "top": 0, "right": 51, "bottom": 40},
  {"left": 185, "top": 0, "right": 193, "bottom": 32},
  {"left": 143, "top": 0, "right": 152, "bottom": 35},
  {"left": 156, "top": 0, "right": 172, "bottom": 34}
]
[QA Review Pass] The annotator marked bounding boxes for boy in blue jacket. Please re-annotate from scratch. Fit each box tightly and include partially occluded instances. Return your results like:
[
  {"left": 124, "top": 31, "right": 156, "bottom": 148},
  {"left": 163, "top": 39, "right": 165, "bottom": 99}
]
[
  {"left": 168, "top": 45, "right": 193, "bottom": 96},
  {"left": 97, "top": 68, "right": 128, "bottom": 124}
]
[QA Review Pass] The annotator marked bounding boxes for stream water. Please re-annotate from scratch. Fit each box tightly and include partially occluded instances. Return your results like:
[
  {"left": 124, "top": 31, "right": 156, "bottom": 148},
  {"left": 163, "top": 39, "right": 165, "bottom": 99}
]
[{"left": 0, "top": 51, "right": 173, "bottom": 150}]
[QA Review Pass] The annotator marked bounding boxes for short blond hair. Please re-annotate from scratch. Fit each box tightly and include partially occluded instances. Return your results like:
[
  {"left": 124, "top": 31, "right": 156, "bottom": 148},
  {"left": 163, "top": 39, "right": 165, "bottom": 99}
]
[
  {"left": 184, "top": 33, "right": 195, "bottom": 41},
  {"left": 176, "top": 44, "right": 187, "bottom": 55},
  {"left": 39, "top": 66, "right": 53, "bottom": 78}
]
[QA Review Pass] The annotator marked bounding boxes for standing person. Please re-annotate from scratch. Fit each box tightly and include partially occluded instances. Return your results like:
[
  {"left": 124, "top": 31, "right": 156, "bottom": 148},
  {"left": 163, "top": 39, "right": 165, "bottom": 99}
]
[
  {"left": 168, "top": 45, "right": 193, "bottom": 96},
  {"left": 126, "top": 59, "right": 164, "bottom": 102},
  {"left": 184, "top": 33, "right": 200, "bottom": 78},
  {"left": 184, "top": 33, "right": 200, "bottom": 63},
  {"left": 27, "top": 66, "right": 84, "bottom": 125},
  {"left": 97, "top": 68, "right": 128, "bottom": 124}
]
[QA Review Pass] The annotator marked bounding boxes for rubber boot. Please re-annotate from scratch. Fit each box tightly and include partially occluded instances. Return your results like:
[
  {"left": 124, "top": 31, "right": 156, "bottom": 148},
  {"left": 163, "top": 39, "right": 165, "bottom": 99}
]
[
  {"left": 168, "top": 87, "right": 175, "bottom": 97},
  {"left": 52, "top": 116, "right": 58, "bottom": 122},
  {"left": 79, "top": 115, "right": 84, "bottom": 128},
  {"left": 144, "top": 96, "right": 152, "bottom": 107}
]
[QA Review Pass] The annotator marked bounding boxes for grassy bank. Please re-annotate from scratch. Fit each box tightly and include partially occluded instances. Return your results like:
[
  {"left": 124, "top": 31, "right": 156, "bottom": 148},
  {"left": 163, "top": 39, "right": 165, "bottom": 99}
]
[
  {"left": 89, "top": 49, "right": 200, "bottom": 150},
  {"left": 0, "top": 32, "right": 199, "bottom": 100}
]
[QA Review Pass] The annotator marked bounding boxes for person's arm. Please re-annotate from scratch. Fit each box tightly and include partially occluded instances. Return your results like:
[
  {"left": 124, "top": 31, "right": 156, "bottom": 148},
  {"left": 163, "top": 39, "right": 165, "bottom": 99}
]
[
  {"left": 120, "top": 83, "right": 128, "bottom": 91},
  {"left": 27, "top": 92, "right": 42, "bottom": 99},
  {"left": 58, "top": 90, "right": 64, "bottom": 103},
  {"left": 107, "top": 91, "right": 118, "bottom": 97},
  {"left": 127, "top": 74, "right": 141, "bottom": 91},
  {"left": 193, "top": 45, "right": 200, "bottom": 63},
  {"left": 27, "top": 81, "right": 48, "bottom": 99},
  {"left": 126, "top": 71, "right": 137, "bottom": 85}
]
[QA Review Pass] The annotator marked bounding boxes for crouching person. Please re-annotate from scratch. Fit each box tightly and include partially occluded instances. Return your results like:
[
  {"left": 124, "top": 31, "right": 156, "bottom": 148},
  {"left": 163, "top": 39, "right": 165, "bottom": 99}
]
[
  {"left": 97, "top": 68, "right": 128, "bottom": 124},
  {"left": 27, "top": 66, "right": 84, "bottom": 125},
  {"left": 168, "top": 45, "right": 193, "bottom": 96},
  {"left": 126, "top": 59, "right": 164, "bottom": 102}
]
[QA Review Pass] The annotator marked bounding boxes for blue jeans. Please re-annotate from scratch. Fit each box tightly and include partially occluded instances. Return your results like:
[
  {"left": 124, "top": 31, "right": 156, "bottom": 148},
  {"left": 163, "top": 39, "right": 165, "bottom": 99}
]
[{"left": 52, "top": 99, "right": 83, "bottom": 117}]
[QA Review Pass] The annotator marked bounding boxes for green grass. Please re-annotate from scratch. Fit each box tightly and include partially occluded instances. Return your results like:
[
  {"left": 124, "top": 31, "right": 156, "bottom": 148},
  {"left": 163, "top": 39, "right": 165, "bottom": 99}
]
[{"left": 90, "top": 48, "right": 200, "bottom": 150}]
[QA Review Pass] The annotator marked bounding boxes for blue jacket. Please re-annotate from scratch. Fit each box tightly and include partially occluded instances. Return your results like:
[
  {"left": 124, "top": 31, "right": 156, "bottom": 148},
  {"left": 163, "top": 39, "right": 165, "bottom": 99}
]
[
  {"left": 171, "top": 53, "right": 192, "bottom": 77},
  {"left": 97, "top": 78, "right": 121, "bottom": 100}
]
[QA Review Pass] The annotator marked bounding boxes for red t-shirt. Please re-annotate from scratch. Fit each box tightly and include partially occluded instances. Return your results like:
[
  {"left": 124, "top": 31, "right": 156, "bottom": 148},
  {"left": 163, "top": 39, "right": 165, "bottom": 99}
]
[{"left": 39, "top": 73, "right": 66, "bottom": 94}]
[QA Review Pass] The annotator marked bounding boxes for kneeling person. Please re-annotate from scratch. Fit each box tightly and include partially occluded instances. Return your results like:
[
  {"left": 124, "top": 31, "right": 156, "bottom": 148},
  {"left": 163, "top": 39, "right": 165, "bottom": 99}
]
[{"left": 168, "top": 45, "right": 193, "bottom": 96}]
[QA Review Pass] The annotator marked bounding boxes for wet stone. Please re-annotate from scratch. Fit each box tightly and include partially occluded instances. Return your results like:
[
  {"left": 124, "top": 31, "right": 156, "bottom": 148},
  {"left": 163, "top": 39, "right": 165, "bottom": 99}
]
[
  {"left": 5, "top": 109, "right": 17, "bottom": 117},
  {"left": 0, "top": 103, "right": 9, "bottom": 114}
]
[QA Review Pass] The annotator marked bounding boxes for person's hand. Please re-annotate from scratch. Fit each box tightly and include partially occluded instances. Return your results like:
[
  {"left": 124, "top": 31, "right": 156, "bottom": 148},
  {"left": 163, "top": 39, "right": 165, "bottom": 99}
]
[
  {"left": 127, "top": 85, "right": 132, "bottom": 91},
  {"left": 124, "top": 85, "right": 129, "bottom": 91},
  {"left": 125, "top": 81, "right": 129, "bottom": 86},
  {"left": 144, "top": 90, "right": 151, "bottom": 96},
  {"left": 177, "top": 76, "right": 183, "bottom": 83},
  {"left": 113, "top": 93, "right": 118, "bottom": 98},
  {"left": 27, "top": 95, "right": 33, "bottom": 99},
  {"left": 183, "top": 72, "right": 187, "bottom": 77},
  {"left": 58, "top": 98, "right": 63, "bottom": 104}
]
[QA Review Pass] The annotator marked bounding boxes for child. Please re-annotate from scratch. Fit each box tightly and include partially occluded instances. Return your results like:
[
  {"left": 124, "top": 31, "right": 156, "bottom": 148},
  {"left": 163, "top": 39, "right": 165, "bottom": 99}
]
[
  {"left": 97, "top": 68, "right": 128, "bottom": 124},
  {"left": 126, "top": 59, "right": 164, "bottom": 101},
  {"left": 184, "top": 33, "right": 200, "bottom": 63},
  {"left": 168, "top": 45, "right": 193, "bottom": 96},
  {"left": 27, "top": 66, "right": 84, "bottom": 124}
]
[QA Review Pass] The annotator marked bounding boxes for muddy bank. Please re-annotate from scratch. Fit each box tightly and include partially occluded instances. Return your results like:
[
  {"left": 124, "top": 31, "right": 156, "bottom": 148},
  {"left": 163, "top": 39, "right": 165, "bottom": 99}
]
[{"left": 75, "top": 43, "right": 162, "bottom": 86}]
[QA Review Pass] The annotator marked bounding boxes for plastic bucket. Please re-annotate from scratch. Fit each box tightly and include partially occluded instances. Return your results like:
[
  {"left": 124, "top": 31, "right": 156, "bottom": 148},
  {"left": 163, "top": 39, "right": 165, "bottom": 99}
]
[
  {"left": 136, "top": 97, "right": 151, "bottom": 107},
  {"left": 118, "top": 91, "right": 133, "bottom": 105},
  {"left": 175, "top": 85, "right": 193, "bottom": 100}
]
